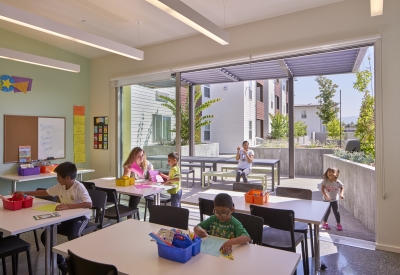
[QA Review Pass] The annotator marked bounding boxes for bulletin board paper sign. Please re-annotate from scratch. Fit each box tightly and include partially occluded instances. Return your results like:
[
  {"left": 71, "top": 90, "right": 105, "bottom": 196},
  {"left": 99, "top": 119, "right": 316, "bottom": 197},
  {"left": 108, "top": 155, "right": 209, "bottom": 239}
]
[
  {"left": 73, "top": 124, "right": 85, "bottom": 135},
  {"left": 74, "top": 115, "right": 85, "bottom": 125},
  {"left": 33, "top": 204, "right": 57, "bottom": 212},
  {"left": 131, "top": 163, "right": 144, "bottom": 178},
  {"left": 200, "top": 236, "right": 226, "bottom": 257},
  {"left": 74, "top": 135, "right": 85, "bottom": 144},
  {"left": 74, "top": 153, "right": 86, "bottom": 163},
  {"left": 74, "top": 144, "right": 85, "bottom": 154},
  {"left": 38, "top": 117, "right": 65, "bottom": 160},
  {"left": 74, "top": 106, "right": 85, "bottom": 116}
]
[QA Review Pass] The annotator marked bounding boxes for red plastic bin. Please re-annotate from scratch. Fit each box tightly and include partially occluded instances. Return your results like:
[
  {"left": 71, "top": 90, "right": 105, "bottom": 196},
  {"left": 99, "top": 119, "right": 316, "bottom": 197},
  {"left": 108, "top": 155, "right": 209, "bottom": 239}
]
[
  {"left": 22, "top": 196, "right": 33, "bottom": 208},
  {"left": 3, "top": 199, "right": 22, "bottom": 211}
]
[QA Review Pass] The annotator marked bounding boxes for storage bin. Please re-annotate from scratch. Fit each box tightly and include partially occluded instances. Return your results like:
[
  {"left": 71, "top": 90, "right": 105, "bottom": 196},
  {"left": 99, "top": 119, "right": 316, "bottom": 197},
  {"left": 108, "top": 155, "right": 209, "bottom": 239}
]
[
  {"left": 22, "top": 196, "right": 33, "bottom": 208},
  {"left": 245, "top": 189, "right": 269, "bottom": 205},
  {"left": 17, "top": 166, "right": 40, "bottom": 176},
  {"left": 116, "top": 177, "right": 134, "bottom": 186},
  {"left": 3, "top": 199, "right": 22, "bottom": 211},
  {"left": 157, "top": 236, "right": 194, "bottom": 263},
  {"left": 40, "top": 164, "right": 58, "bottom": 173},
  {"left": 192, "top": 237, "right": 202, "bottom": 256}
]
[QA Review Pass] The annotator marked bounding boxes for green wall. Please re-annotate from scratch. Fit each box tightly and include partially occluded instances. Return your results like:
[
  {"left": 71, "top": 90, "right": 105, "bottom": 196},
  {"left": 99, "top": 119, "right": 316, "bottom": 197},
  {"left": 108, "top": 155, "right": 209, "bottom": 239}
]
[{"left": 0, "top": 28, "right": 91, "bottom": 194}]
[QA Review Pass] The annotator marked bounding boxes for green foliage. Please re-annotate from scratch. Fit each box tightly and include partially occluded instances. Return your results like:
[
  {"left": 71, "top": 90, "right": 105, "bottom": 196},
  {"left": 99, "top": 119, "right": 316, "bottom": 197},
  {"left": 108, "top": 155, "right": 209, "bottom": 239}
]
[
  {"left": 157, "top": 91, "right": 221, "bottom": 144},
  {"left": 270, "top": 113, "right": 288, "bottom": 139},
  {"left": 334, "top": 150, "right": 375, "bottom": 165},
  {"left": 353, "top": 69, "right": 375, "bottom": 157},
  {"left": 315, "top": 76, "right": 339, "bottom": 125},
  {"left": 326, "top": 117, "right": 343, "bottom": 140},
  {"left": 294, "top": 120, "right": 307, "bottom": 137}
]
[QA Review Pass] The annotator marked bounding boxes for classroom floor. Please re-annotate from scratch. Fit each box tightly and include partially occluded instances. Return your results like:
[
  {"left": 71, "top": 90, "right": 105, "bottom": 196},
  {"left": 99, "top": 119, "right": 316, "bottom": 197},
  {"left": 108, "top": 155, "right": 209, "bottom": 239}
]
[{"left": 2, "top": 176, "right": 398, "bottom": 274}]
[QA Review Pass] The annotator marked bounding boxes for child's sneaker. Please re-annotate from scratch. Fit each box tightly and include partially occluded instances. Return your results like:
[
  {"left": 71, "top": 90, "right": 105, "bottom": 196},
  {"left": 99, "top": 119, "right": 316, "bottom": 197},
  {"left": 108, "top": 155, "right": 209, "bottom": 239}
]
[
  {"left": 322, "top": 223, "right": 331, "bottom": 230},
  {"left": 337, "top": 224, "right": 343, "bottom": 231}
]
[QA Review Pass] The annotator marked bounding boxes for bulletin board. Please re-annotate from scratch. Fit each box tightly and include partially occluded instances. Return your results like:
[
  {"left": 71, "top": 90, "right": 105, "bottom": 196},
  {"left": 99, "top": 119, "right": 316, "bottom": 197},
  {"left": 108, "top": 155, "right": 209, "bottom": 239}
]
[{"left": 4, "top": 115, "right": 66, "bottom": 163}]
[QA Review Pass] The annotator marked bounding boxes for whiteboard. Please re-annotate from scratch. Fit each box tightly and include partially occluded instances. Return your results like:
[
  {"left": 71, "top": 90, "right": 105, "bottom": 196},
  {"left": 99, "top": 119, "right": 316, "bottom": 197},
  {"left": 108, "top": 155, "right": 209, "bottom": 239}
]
[{"left": 38, "top": 117, "right": 65, "bottom": 160}]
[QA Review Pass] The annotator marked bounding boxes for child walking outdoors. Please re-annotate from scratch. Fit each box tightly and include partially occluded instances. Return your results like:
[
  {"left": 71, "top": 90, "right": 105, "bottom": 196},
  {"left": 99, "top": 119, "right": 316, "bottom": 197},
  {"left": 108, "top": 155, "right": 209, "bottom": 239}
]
[
  {"left": 320, "top": 167, "right": 345, "bottom": 231},
  {"left": 194, "top": 193, "right": 250, "bottom": 254},
  {"left": 159, "top": 152, "right": 181, "bottom": 207}
]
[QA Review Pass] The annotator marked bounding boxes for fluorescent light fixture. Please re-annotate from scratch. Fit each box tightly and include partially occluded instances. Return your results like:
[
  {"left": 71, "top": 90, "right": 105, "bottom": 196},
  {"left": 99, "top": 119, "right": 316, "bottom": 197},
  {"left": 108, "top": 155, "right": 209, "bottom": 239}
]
[
  {"left": 0, "top": 3, "right": 143, "bottom": 60},
  {"left": 146, "top": 0, "right": 230, "bottom": 45},
  {"left": 370, "top": 0, "right": 383, "bottom": 16},
  {"left": 0, "top": 47, "right": 80, "bottom": 72}
]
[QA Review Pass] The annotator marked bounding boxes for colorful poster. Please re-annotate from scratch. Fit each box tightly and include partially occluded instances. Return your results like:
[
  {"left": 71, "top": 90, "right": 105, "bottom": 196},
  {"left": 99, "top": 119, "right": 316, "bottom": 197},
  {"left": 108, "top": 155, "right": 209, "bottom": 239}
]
[
  {"left": 18, "top": 145, "right": 31, "bottom": 163},
  {"left": 93, "top": 116, "right": 108, "bottom": 150}
]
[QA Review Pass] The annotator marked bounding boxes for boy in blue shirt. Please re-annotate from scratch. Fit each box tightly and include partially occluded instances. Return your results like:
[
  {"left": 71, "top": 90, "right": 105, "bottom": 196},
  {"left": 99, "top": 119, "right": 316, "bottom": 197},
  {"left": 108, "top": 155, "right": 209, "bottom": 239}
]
[{"left": 194, "top": 193, "right": 250, "bottom": 254}]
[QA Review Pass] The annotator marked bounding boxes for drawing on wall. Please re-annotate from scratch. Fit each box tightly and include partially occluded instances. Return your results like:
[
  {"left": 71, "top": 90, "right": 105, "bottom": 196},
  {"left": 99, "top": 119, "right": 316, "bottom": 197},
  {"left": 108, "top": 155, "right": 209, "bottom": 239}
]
[
  {"left": 94, "top": 116, "right": 108, "bottom": 150},
  {"left": 0, "top": 75, "right": 33, "bottom": 93}
]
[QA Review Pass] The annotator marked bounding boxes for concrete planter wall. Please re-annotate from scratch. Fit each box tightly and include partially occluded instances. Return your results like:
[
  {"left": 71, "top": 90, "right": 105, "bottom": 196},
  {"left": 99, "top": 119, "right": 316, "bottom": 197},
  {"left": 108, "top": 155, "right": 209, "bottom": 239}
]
[
  {"left": 324, "top": 154, "right": 375, "bottom": 233},
  {"left": 144, "top": 143, "right": 219, "bottom": 168},
  {"left": 251, "top": 147, "right": 334, "bottom": 177}
]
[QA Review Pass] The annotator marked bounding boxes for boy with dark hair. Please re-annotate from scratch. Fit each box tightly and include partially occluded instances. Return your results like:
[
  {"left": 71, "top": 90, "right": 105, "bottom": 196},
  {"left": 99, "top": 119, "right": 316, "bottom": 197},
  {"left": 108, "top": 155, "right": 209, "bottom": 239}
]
[
  {"left": 194, "top": 193, "right": 250, "bottom": 254},
  {"left": 159, "top": 152, "right": 182, "bottom": 207},
  {"left": 14, "top": 161, "right": 92, "bottom": 275}
]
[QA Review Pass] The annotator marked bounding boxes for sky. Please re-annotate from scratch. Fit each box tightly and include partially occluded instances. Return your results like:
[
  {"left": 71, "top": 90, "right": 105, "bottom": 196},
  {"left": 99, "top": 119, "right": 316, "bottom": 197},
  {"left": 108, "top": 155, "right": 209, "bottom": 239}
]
[{"left": 293, "top": 47, "right": 374, "bottom": 118}]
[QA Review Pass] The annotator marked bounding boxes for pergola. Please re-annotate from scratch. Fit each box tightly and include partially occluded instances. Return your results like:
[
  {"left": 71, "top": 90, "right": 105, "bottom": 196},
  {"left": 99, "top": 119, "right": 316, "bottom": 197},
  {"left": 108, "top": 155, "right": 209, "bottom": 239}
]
[{"left": 140, "top": 44, "right": 371, "bottom": 178}]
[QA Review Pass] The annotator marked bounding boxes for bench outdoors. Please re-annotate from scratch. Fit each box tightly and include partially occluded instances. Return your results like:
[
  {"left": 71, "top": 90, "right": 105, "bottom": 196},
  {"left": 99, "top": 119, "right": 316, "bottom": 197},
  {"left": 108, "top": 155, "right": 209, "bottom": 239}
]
[
  {"left": 201, "top": 171, "right": 268, "bottom": 191},
  {"left": 220, "top": 165, "right": 277, "bottom": 184}
]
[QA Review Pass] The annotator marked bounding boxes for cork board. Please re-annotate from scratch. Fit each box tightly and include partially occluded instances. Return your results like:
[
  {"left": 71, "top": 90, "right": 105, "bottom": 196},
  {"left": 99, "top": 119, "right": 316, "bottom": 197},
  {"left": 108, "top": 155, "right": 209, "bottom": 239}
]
[{"left": 4, "top": 115, "right": 66, "bottom": 163}]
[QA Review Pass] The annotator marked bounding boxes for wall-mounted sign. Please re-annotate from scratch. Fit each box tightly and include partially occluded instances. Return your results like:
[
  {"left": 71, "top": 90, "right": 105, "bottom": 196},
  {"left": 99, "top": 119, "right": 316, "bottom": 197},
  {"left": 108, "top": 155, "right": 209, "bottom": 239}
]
[
  {"left": 0, "top": 75, "right": 33, "bottom": 93},
  {"left": 94, "top": 116, "right": 108, "bottom": 150}
]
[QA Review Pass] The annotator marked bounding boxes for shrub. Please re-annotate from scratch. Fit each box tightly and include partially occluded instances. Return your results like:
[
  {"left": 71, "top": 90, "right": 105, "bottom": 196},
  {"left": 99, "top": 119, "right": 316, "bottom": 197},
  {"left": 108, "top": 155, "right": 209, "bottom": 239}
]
[{"left": 333, "top": 150, "right": 375, "bottom": 165}]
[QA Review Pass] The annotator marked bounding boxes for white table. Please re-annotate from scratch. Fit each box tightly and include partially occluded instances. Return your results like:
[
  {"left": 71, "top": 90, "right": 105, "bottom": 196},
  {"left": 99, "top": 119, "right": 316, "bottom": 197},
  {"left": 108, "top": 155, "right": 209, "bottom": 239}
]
[
  {"left": 53, "top": 219, "right": 300, "bottom": 275},
  {"left": 90, "top": 177, "right": 173, "bottom": 205},
  {"left": 0, "top": 197, "right": 91, "bottom": 275},
  {"left": 182, "top": 189, "right": 329, "bottom": 274},
  {"left": 0, "top": 168, "right": 95, "bottom": 193}
]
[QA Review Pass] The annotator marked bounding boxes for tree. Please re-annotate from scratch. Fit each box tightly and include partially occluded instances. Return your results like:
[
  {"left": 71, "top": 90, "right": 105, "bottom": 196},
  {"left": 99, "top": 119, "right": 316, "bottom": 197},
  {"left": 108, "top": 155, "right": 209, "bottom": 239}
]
[
  {"left": 270, "top": 113, "right": 288, "bottom": 139},
  {"left": 354, "top": 68, "right": 374, "bottom": 157},
  {"left": 294, "top": 120, "right": 307, "bottom": 137},
  {"left": 315, "top": 76, "right": 339, "bottom": 125},
  {"left": 157, "top": 90, "right": 221, "bottom": 144},
  {"left": 326, "top": 117, "right": 343, "bottom": 140}
]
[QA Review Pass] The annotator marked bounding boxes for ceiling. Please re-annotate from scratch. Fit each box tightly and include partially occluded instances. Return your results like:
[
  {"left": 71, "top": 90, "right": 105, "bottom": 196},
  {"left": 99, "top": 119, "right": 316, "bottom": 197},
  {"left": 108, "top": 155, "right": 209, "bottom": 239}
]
[{"left": 0, "top": 0, "right": 345, "bottom": 59}]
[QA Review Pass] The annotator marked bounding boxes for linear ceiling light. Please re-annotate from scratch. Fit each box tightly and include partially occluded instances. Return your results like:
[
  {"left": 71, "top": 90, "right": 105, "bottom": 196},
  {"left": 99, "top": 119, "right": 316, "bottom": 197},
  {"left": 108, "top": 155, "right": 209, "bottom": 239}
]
[
  {"left": 0, "top": 3, "right": 143, "bottom": 60},
  {"left": 0, "top": 47, "right": 80, "bottom": 72},
  {"left": 370, "top": 0, "right": 384, "bottom": 16},
  {"left": 146, "top": 0, "right": 230, "bottom": 45}
]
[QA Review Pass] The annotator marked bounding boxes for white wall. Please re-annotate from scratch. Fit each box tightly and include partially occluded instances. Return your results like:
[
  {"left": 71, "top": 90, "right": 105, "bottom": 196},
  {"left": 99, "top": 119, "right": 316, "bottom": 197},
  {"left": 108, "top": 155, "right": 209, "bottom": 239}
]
[
  {"left": 294, "top": 105, "right": 322, "bottom": 136},
  {"left": 90, "top": 0, "right": 400, "bottom": 252}
]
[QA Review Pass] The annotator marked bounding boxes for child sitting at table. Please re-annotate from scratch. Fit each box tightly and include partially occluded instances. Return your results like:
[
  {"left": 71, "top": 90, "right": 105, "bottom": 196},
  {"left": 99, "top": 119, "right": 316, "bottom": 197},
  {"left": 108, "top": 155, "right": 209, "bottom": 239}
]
[
  {"left": 14, "top": 161, "right": 92, "bottom": 275},
  {"left": 194, "top": 193, "right": 250, "bottom": 254},
  {"left": 158, "top": 152, "right": 182, "bottom": 207}
]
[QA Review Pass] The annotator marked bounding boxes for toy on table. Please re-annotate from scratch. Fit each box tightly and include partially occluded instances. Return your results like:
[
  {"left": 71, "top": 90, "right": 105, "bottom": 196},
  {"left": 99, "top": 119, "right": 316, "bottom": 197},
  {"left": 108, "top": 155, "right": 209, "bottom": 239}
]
[{"left": 220, "top": 249, "right": 234, "bottom": 260}]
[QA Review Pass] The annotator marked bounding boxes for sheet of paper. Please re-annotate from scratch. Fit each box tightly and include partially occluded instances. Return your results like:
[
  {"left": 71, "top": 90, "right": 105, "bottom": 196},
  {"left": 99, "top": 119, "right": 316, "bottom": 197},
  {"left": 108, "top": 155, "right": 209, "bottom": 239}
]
[
  {"left": 74, "top": 134, "right": 85, "bottom": 144},
  {"left": 74, "top": 124, "right": 85, "bottom": 135},
  {"left": 73, "top": 105, "right": 85, "bottom": 116},
  {"left": 74, "top": 153, "right": 86, "bottom": 163},
  {"left": 74, "top": 115, "right": 85, "bottom": 125},
  {"left": 200, "top": 236, "right": 226, "bottom": 257},
  {"left": 148, "top": 170, "right": 163, "bottom": 182},
  {"left": 74, "top": 143, "right": 85, "bottom": 154},
  {"left": 131, "top": 163, "right": 144, "bottom": 178},
  {"left": 33, "top": 204, "right": 56, "bottom": 212},
  {"left": 134, "top": 184, "right": 154, "bottom": 189}
]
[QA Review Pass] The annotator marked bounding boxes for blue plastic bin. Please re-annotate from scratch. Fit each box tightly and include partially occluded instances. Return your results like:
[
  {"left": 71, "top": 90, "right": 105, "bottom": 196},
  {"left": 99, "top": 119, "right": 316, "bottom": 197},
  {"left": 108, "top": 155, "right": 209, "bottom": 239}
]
[
  {"left": 192, "top": 237, "right": 202, "bottom": 256},
  {"left": 157, "top": 237, "right": 194, "bottom": 263}
]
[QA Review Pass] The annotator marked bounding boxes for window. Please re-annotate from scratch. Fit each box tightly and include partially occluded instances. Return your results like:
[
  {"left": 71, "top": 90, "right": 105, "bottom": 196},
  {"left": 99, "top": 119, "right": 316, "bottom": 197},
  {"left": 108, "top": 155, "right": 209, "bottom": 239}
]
[
  {"left": 152, "top": 114, "right": 171, "bottom": 142},
  {"left": 155, "top": 90, "right": 168, "bottom": 103},
  {"left": 204, "top": 85, "right": 210, "bottom": 98},
  {"left": 248, "top": 88, "right": 252, "bottom": 100},
  {"left": 249, "top": 121, "right": 252, "bottom": 139},
  {"left": 282, "top": 84, "right": 286, "bottom": 91},
  {"left": 271, "top": 101, "right": 273, "bottom": 109},
  {"left": 301, "top": 110, "right": 307, "bottom": 118},
  {"left": 204, "top": 124, "right": 210, "bottom": 140},
  {"left": 275, "top": 95, "right": 280, "bottom": 110}
]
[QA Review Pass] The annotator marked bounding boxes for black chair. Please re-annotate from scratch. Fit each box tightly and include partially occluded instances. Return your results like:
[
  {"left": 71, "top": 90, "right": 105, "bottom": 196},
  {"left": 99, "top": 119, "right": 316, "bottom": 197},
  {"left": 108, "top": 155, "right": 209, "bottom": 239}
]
[
  {"left": 66, "top": 249, "right": 118, "bottom": 275},
  {"left": 80, "top": 181, "right": 95, "bottom": 190},
  {"left": 198, "top": 198, "right": 214, "bottom": 221},
  {"left": 276, "top": 187, "right": 314, "bottom": 258},
  {"left": 81, "top": 189, "right": 107, "bottom": 235},
  {"left": 0, "top": 236, "right": 33, "bottom": 275},
  {"left": 149, "top": 205, "right": 189, "bottom": 230},
  {"left": 94, "top": 187, "right": 140, "bottom": 223},
  {"left": 233, "top": 182, "right": 263, "bottom": 192},
  {"left": 144, "top": 193, "right": 171, "bottom": 221},
  {"left": 250, "top": 205, "right": 309, "bottom": 275},
  {"left": 232, "top": 212, "right": 264, "bottom": 245}
]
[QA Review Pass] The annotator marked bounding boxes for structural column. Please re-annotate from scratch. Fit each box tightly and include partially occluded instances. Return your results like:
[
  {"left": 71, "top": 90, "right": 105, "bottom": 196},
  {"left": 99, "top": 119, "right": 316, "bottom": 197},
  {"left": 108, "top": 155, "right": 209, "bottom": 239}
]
[
  {"left": 188, "top": 85, "right": 195, "bottom": 156},
  {"left": 288, "top": 77, "right": 295, "bottom": 178},
  {"left": 175, "top": 73, "right": 182, "bottom": 157}
]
